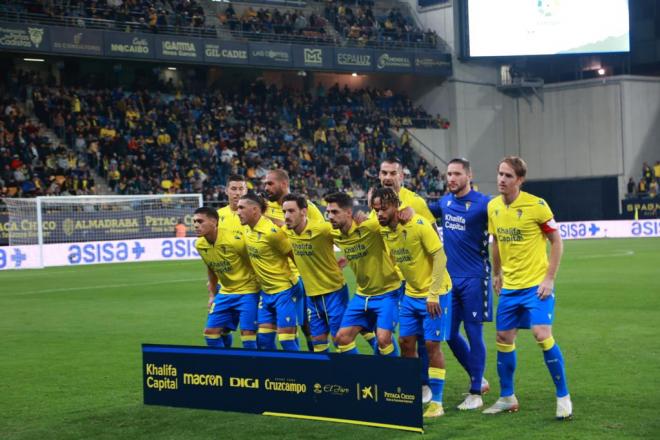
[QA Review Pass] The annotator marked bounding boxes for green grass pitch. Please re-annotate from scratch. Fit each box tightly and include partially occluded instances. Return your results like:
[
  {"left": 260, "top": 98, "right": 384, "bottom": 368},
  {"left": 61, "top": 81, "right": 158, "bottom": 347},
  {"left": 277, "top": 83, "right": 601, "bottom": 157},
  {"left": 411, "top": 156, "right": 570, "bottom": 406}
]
[{"left": 1, "top": 238, "right": 659, "bottom": 439}]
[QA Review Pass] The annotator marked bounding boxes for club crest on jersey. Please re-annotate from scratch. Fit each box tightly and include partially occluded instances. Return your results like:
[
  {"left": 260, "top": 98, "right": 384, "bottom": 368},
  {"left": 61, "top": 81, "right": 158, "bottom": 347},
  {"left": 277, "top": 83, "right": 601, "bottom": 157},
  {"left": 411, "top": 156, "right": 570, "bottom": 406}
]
[
  {"left": 516, "top": 209, "right": 523, "bottom": 219},
  {"left": 257, "top": 232, "right": 262, "bottom": 240},
  {"left": 494, "top": 209, "right": 499, "bottom": 216},
  {"left": 447, "top": 200, "right": 452, "bottom": 207},
  {"left": 465, "top": 202, "right": 471, "bottom": 211},
  {"left": 402, "top": 230, "right": 408, "bottom": 240}
]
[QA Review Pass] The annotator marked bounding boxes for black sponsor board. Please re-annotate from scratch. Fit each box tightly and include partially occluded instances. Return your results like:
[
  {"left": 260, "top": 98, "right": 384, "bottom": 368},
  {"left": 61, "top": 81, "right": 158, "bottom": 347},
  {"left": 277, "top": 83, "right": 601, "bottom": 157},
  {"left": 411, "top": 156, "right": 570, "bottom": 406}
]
[
  {"left": 0, "top": 208, "right": 194, "bottom": 246},
  {"left": 104, "top": 31, "right": 155, "bottom": 59},
  {"left": 334, "top": 47, "right": 373, "bottom": 72},
  {"left": 0, "top": 23, "right": 49, "bottom": 52},
  {"left": 156, "top": 36, "right": 203, "bottom": 62},
  {"left": 414, "top": 51, "right": 452, "bottom": 76},
  {"left": 142, "top": 344, "right": 423, "bottom": 432},
  {"left": 249, "top": 42, "right": 293, "bottom": 67},
  {"left": 50, "top": 26, "right": 103, "bottom": 56},
  {"left": 374, "top": 50, "right": 414, "bottom": 73},
  {"left": 292, "top": 45, "right": 334, "bottom": 70},
  {"left": 203, "top": 40, "right": 249, "bottom": 65},
  {"left": 622, "top": 198, "right": 659, "bottom": 219}
]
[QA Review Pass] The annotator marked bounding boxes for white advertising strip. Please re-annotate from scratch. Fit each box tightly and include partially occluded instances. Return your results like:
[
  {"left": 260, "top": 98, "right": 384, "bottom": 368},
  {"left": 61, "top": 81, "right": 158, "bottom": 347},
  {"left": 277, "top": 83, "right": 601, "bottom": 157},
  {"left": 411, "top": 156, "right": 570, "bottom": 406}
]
[{"left": 1, "top": 220, "right": 659, "bottom": 271}]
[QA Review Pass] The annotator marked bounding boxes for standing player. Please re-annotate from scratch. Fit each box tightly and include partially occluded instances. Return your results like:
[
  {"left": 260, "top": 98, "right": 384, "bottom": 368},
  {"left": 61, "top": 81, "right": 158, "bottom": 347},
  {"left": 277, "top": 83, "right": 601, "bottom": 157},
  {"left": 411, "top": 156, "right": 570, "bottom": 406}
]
[
  {"left": 325, "top": 192, "right": 402, "bottom": 357},
  {"left": 237, "top": 193, "right": 301, "bottom": 351},
  {"left": 428, "top": 158, "right": 491, "bottom": 410},
  {"left": 212, "top": 174, "right": 249, "bottom": 347},
  {"left": 372, "top": 188, "right": 452, "bottom": 418},
  {"left": 192, "top": 207, "right": 259, "bottom": 349},
  {"left": 282, "top": 193, "right": 349, "bottom": 353},
  {"left": 483, "top": 156, "right": 572, "bottom": 419},
  {"left": 262, "top": 169, "right": 324, "bottom": 351},
  {"left": 378, "top": 157, "right": 436, "bottom": 402}
]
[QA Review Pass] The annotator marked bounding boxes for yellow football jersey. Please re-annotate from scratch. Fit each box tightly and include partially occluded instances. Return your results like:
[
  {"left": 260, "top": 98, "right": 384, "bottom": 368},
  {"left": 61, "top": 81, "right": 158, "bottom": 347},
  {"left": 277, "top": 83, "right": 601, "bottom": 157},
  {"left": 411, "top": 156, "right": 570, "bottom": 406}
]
[
  {"left": 244, "top": 216, "right": 298, "bottom": 294},
  {"left": 488, "top": 191, "right": 555, "bottom": 290},
  {"left": 398, "top": 187, "right": 435, "bottom": 223},
  {"left": 381, "top": 214, "right": 451, "bottom": 298},
  {"left": 195, "top": 231, "right": 260, "bottom": 294},
  {"left": 285, "top": 220, "right": 345, "bottom": 296},
  {"left": 217, "top": 205, "right": 242, "bottom": 232},
  {"left": 331, "top": 217, "right": 402, "bottom": 296}
]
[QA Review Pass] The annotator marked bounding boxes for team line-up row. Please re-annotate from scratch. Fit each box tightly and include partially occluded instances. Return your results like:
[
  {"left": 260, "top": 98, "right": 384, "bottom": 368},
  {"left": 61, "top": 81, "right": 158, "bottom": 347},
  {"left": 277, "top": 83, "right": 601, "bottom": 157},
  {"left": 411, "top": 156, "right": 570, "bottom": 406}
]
[{"left": 191, "top": 156, "right": 572, "bottom": 420}]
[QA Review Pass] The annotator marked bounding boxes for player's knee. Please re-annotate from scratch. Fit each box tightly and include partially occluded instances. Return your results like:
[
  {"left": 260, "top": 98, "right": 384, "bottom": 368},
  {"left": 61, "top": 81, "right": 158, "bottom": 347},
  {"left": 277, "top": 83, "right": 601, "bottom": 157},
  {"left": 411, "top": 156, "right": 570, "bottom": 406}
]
[
  {"left": 495, "top": 331, "right": 515, "bottom": 344},
  {"left": 335, "top": 330, "right": 350, "bottom": 346},
  {"left": 377, "top": 332, "right": 393, "bottom": 348},
  {"left": 425, "top": 340, "right": 440, "bottom": 356},
  {"left": 204, "top": 328, "right": 223, "bottom": 337},
  {"left": 532, "top": 326, "right": 552, "bottom": 342},
  {"left": 240, "top": 330, "right": 256, "bottom": 336}
]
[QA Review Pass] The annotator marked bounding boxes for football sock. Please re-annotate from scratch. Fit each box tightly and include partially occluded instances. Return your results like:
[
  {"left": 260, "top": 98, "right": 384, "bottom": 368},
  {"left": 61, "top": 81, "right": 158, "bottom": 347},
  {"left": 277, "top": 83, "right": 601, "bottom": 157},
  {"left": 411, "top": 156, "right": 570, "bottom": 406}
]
[
  {"left": 428, "top": 367, "right": 446, "bottom": 404},
  {"left": 312, "top": 339, "right": 330, "bottom": 353},
  {"left": 221, "top": 331, "right": 233, "bottom": 348},
  {"left": 447, "top": 321, "right": 472, "bottom": 379},
  {"left": 379, "top": 342, "right": 399, "bottom": 357},
  {"left": 241, "top": 334, "right": 257, "bottom": 350},
  {"left": 338, "top": 341, "right": 359, "bottom": 354},
  {"left": 204, "top": 334, "right": 224, "bottom": 348},
  {"left": 417, "top": 335, "right": 430, "bottom": 386},
  {"left": 539, "top": 337, "right": 569, "bottom": 398},
  {"left": 465, "top": 321, "right": 486, "bottom": 394},
  {"left": 496, "top": 342, "right": 516, "bottom": 397},
  {"left": 362, "top": 332, "right": 379, "bottom": 354},
  {"left": 278, "top": 333, "right": 300, "bottom": 351},
  {"left": 257, "top": 328, "right": 277, "bottom": 350}
]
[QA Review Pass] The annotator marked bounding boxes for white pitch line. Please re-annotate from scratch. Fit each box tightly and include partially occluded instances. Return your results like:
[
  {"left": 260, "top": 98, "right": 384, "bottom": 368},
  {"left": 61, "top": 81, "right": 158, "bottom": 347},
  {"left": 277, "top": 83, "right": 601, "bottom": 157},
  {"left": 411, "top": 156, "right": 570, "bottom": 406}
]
[
  {"left": 572, "top": 250, "right": 635, "bottom": 260},
  {"left": 17, "top": 278, "right": 205, "bottom": 295}
]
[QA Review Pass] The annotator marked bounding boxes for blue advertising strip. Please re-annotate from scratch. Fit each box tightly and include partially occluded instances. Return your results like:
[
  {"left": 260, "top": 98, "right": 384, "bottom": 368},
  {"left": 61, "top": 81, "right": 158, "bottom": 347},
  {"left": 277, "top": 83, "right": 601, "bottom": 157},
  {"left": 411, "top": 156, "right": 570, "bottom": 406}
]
[
  {"left": 292, "top": 45, "right": 334, "bottom": 70},
  {"left": 203, "top": 40, "right": 249, "bottom": 65},
  {"left": 104, "top": 31, "right": 155, "bottom": 59},
  {"left": 414, "top": 50, "right": 452, "bottom": 76},
  {"left": 373, "top": 50, "right": 414, "bottom": 73},
  {"left": 334, "top": 47, "right": 373, "bottom": 72},
  {"left": 249, "top": 42, "right": 293, "bottom": 67},
  {"left": 156, "top": 35, "right": 203, "bottom": 62},
  {"left": 142, "top": 344, "right": 423, "bottom": 432},
  {"left": 49, "top": 26, "right": 103, "bottom": 56},
  {"left": 621, "top": 197, "right": 659, "bottom": 219},
  {"left": 0, "top": 22, "right": 50, "bottom": 52}
]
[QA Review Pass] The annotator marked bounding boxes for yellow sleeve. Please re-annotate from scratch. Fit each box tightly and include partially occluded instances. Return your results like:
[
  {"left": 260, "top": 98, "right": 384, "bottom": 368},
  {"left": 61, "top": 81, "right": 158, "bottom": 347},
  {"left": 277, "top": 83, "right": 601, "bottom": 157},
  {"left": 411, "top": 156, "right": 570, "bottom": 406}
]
[
  {"left": 534, "top": 199, "right": 555, "bottom": 225},
  {"left": 307, "top": 202, "right": 325, "bottom": 223},
  {"left": 487, "top": 201, "right": 496, "bottom": 234},
  {"left": 428, "top": 248, "right": 448, "bottom": 301},
  {"left": 418, "top": 219, "right": 442, "bottom": 255},
  {"left": 268, "top": 227, "right": 292, "bottom": 256}
]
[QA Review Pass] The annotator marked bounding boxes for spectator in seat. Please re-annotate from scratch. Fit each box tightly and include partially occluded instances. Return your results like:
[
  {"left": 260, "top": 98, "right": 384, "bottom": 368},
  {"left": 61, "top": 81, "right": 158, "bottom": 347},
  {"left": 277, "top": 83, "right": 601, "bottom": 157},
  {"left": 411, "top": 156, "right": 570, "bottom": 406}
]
[{"left": 627, "top": 177, "right": 636, "bottom": 198}]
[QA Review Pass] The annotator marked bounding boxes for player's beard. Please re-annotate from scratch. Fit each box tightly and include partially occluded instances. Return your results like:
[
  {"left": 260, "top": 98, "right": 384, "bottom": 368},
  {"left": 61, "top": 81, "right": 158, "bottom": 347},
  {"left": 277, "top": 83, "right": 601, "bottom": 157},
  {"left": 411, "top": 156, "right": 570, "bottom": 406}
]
[{"left": 449, "top": 182, "right": 467, "bottom": 194}]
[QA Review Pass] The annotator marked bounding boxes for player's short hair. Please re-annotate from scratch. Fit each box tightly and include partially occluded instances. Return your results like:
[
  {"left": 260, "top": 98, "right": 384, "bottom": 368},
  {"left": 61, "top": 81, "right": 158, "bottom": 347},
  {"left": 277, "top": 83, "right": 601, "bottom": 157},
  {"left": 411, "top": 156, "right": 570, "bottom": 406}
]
[
  {"left": 324, "top": 192, "right": 353, "bottom": 210},
  {"left": 370, "top": 187, "right": 400, "bottom": 207},
  {"left": 448, "top": 157, "right": 471, "bottom": 172},
  {"left": 227, "top": 174, "right": 246, "bottom": 183},
  {"left": 381, "top": 157, "right": 402, "bottom": 170},
  {"left": 282, "top": 193, "right": 308, "bottom": 209},
  {"left": 500, "top": 156, "right": 528, "bottom": 178},
  {"left": 194, "top": 207, "right": 219, "bottom": 221},
  {"left": 240, "top": 193, "right": 267, "bottom": 213},
  {"left": 267, "top": 168, "right": 289, "bottom": 183}
]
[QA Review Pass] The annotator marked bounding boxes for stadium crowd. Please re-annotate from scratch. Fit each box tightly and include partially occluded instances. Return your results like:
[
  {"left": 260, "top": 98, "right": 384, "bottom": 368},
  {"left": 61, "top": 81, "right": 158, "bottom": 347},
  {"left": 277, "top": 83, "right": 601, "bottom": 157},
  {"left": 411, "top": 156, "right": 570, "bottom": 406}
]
[
  {"left": 324, "top": 2, "right": 439, "bottom": 48},
  {"left": 220, "top": 3, "right": 332, "bottom": 43},
  {"left": 4, "top": 70, "right": 448, "bottom": 203},
  {"left": 0, "top": 73, "right": 95, "bottom": 198},
  {"left": 627, "top": 160, "right": 660, "bottom": 198},
  {"left": 4, "top": 0, "right": 207, "bottom": 30}
]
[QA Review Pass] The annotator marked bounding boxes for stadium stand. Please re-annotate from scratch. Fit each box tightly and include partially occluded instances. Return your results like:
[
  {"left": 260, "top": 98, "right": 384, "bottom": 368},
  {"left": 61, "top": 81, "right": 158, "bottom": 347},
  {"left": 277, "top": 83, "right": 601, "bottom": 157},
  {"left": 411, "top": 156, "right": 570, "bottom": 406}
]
[
  {"left": 0, "top": 72, "right": 95, "bottom": 198},
  {"left": 1, "top": 67, "right": 448, "bottom": 203}
]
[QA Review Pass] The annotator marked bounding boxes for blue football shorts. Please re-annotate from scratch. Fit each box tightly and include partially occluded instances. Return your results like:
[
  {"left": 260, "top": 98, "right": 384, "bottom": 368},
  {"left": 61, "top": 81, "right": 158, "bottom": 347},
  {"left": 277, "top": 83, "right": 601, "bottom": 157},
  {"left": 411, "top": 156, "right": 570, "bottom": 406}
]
[
  {"left": 206, "top": 292, "right": 259, "bottom": 332},
  {"left": 496, "top": 285, "right": 555, "bottom": 331},
  {"left": 399, "top": 292, "right": 452, "bottom": 342},
  {"left": 257, "top": 281, "right": 302, "bottom": 329},
  {"left": 339, "top": 285, "right": 401, "bottom": 332},
  {"left": 306, "top": 284, "right": 349, "bottom": 338}
]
